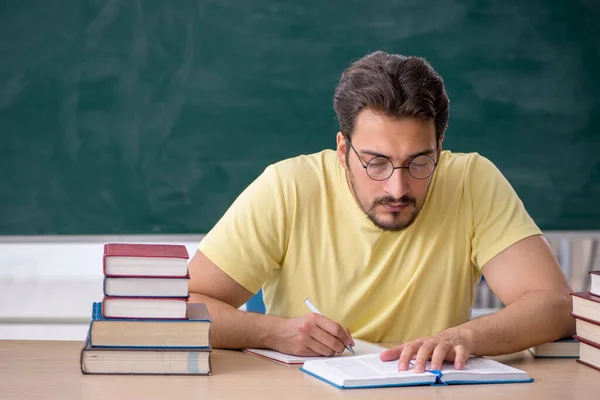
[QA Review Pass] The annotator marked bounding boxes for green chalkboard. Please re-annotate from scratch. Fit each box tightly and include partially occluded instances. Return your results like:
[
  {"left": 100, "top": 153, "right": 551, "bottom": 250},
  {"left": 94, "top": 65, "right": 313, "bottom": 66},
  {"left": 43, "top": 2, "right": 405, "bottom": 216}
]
[{"left": 1, "top": 0, "right": 599, "bottom": 234}]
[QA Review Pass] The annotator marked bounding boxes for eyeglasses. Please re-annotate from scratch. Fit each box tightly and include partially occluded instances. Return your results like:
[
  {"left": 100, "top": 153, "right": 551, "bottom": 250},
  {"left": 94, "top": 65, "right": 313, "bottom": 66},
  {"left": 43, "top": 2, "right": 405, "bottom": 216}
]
[{"left": 344, "top": 134, "right": 438, "bottom": 181}]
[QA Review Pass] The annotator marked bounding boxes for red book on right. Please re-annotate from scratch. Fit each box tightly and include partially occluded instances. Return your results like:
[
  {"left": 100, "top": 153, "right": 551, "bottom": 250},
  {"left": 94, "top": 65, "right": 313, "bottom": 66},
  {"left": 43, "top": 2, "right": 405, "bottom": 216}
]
[
  {"left": 570, "top": 292, "right": 600, "bottom": 325},
  {"left": 591, "top": 271, "right": 600, "bottom": 297},
  {"left": 574, "top": 335, "right": 600, "bottom": 372},
  {"left": 103, "top": 243, "right": 189, "bottom": 277},
  {"left": 570, "top": 313, "right": 600, "bottom": 349}
]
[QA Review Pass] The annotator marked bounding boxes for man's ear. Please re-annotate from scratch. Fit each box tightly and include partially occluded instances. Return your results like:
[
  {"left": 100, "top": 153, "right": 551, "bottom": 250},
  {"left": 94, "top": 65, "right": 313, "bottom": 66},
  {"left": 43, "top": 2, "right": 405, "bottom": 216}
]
[{"left": 336, "top": 132, "right": 349, "bottom": 170}]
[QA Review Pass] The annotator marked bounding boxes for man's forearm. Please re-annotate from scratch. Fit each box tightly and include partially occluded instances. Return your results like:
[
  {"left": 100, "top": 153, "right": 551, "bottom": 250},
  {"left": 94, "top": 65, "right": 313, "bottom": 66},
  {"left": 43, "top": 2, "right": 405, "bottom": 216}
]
[
  {"left": 189, "top": 293, "right": 283, "bottom": 349},
  {"left": 451, "top": 290, "right": 575, "bottom": 356}
]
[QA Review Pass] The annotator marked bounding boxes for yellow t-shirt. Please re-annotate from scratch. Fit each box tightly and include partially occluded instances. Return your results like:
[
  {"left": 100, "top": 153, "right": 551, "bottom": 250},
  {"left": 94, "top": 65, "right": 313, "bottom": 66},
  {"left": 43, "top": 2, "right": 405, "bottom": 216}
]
[{"left": 198, "top": 150, "right": 541, "bottom": 344}]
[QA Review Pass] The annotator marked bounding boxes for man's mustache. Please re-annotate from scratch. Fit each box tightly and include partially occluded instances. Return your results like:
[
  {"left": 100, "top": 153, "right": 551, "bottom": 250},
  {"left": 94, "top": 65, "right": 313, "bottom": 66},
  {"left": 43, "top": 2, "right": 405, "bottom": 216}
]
[{"left": 373, "top": 196, "right": 416, "bottom": 207}]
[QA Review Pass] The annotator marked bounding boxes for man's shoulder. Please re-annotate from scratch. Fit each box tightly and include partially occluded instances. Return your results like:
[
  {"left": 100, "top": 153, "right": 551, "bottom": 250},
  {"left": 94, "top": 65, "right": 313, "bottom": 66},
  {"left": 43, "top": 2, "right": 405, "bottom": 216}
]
[
  {"left": 270, "top": 149, "right": 338, "bottom": 181},
  {"left": 432, "top": 151, "right": 502, "bottom": 199},
  {"left": 439, "top": 151, "right": 497, "bottom": 178},
  {"left": 440, "top": 150, "right": 483, "bottom": 166}
]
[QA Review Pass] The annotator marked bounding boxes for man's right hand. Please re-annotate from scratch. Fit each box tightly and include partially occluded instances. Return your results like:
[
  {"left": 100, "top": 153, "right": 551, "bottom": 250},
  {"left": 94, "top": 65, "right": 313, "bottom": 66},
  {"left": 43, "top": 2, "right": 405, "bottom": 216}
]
[{"left": 268, "top": 313, "right": 355, "bottom": 356}]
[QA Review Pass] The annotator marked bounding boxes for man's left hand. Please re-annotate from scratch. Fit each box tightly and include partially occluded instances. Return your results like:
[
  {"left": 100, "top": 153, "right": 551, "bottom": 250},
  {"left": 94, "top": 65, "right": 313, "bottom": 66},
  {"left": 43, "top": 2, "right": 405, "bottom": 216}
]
[{"left": 379, "top": 328, "right": 474, "bottom": 373}]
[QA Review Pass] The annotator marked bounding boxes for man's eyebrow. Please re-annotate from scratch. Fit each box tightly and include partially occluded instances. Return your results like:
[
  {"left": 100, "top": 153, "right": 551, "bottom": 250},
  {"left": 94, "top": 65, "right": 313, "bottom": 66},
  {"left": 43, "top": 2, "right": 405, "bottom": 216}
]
[{"left": 359, "top": 148, "right": 436, "bottom": 160}]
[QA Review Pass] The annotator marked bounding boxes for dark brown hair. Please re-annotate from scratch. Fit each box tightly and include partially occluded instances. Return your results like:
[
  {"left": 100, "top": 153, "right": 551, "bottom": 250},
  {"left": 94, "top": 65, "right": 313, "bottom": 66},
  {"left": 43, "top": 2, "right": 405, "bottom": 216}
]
[{"left": 333, "top": 51, "right": 449, "bottom": 142}]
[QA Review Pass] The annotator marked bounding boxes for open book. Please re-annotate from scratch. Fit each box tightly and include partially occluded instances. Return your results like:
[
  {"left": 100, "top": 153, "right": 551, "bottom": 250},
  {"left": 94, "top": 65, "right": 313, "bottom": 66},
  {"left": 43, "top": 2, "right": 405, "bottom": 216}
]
[
  {"left": 300, "top": 354, "right": 533, "bottom": 389},
  {"left": 243, "top": 339, "right": 386, "bottom": 365}
]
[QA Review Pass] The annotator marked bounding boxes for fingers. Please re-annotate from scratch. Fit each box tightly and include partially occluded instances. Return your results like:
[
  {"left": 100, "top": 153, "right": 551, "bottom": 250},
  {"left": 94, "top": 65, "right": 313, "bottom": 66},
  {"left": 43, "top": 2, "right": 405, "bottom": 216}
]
[
  {"left": 344, "top": 328, "right": 355, "bottom": 347},
  {"left": 379, "top": 345, "right": 405, "bottom": 361},
  {"left": 453, "top": 345, "right": 469, "bottom": 369},
  {"left": 305, "top": 336, "right": 338, "bottom": 356},
  {"left": 298, "top": 313, "right": 354, "bottom": 355},
  {"left": 312, "top": 313, "right": 354, "bottom": 349},
  {"left": 429, "top": 342, "right": 452, "bottom": 371},
  {"left": 311, "top": 326, "right": 346, "bottom": 354},
  {"left": 392, "top": 340, "right": 470, "bottom": 373},
  {"left": 398, "top": 341, "right": 422, "bottom": 371},
  {"left": 413, "top": 341, "right": 439, "bottom": 373}
]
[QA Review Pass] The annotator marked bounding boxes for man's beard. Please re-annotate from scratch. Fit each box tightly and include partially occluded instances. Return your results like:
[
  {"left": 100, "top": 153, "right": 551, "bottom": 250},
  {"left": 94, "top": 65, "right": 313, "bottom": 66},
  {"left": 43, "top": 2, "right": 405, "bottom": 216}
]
[{"left": 347, "top": 168, "right": 422, "bottom": 232}]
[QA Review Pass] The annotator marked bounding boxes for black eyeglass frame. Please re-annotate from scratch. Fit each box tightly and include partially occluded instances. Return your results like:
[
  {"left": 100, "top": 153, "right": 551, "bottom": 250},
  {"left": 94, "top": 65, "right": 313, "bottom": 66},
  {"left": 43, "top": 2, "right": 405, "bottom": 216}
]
[{"left": 344, "top": 134, "right": 438, "bottom": 181}]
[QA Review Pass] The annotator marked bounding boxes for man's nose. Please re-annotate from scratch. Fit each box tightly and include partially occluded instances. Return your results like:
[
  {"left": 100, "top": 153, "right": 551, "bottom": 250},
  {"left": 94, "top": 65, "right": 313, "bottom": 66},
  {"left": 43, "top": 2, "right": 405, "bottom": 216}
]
[{"left": 383, "top": 168, "right": 411, "bottom": 199}]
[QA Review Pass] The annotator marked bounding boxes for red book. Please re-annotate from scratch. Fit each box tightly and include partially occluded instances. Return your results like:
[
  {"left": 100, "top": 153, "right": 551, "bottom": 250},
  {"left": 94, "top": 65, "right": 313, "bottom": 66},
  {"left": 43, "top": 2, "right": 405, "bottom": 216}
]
[
  {"left": 103, "top": 276, "right": 190, "bottom": 298},
  {"left": 102, "top": 296, "right": 189, "bottom": 319},
  {"left": 570, "top": 312, "right": 600, "bottom": 348},
  {"left": 103, "top": 243, "right": 189, "bottom": 278},
  {"left": 591, "top": 271, "right": 600, "bottom": 297},
  {"left": 574, "top": 335, "right": 600, "bottom": 372},
  {"left": 570, "top": 292, "right": 600, "bottom": 325}
]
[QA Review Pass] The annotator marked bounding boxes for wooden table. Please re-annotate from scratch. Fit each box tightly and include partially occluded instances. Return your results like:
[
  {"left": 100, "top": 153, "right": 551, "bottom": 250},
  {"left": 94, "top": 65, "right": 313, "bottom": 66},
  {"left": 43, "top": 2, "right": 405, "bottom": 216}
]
[{"left": 0, "top": 340, "right": 597, "bottom": 400}]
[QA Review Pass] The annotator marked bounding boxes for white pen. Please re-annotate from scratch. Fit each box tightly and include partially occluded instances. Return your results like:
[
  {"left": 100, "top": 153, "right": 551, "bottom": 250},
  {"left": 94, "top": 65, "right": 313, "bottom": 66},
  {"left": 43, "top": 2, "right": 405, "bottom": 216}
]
[{"left": 304, "top": 298, "right": 355, "bottom": 355}]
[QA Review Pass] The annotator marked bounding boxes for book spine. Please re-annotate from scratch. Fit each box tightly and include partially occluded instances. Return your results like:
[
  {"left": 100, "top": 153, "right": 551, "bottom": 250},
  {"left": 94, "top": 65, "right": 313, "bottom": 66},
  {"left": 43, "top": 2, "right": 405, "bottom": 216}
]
[
  {"left": 80, "top": 345, "right": 87, "bottom": 374},
  {"left": 88, "top": 321, "right": 95, "bottom": 346},
  {"left": 102, "top": 243, "right": 108, "bottom": 276}
]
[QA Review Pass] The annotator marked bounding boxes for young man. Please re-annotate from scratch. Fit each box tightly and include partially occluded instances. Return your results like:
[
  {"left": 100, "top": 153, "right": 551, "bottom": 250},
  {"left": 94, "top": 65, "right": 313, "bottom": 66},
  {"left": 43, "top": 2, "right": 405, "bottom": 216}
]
[{"left": 188, "top": 51, "right": 575, "bottom": 372}]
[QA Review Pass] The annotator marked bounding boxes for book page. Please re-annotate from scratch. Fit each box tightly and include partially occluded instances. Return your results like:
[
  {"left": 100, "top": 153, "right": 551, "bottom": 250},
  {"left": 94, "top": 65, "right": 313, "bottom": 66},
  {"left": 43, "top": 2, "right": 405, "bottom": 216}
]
[
  {"left": 244, "top": 339, "right": 386, "bottom": 364},
  {"left": 440, "top": 357, "right": 526, "bottom": 375},
  {"left": 325, "top": 354, "right": 429, "bottom": 378},
  {"left": 437, "top": 357, "right": 531, "bottom": 383}
]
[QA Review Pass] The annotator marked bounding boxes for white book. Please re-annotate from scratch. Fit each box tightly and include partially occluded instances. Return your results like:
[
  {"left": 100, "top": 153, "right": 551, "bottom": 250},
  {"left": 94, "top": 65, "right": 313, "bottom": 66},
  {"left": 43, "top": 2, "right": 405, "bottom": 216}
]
[
  {"left": 243, "top": 339, "right": 386, "bottom": 365},
  {"left": 104, "top": 276, "right": 189, "bottom": 298},
  {"left": 300, "top": 354, "right": 533, "bottom": 389},
  {"left": 104, "top": 256, "right": 188, "bottom": 277},
  {"left": 102, "top": 297, "right": 188, "bottom": 319}
]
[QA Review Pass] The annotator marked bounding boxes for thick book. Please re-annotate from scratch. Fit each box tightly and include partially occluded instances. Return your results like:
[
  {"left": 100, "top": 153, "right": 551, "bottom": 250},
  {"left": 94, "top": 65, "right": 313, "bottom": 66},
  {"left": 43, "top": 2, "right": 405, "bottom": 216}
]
[
  {"left": 300, "top": 354, "right": 533, "bottom": 389},
  {"left": 528, "top": 338, "right": 579, "bottom": 358},
  {"left": 102, "top": 297, "right": 189, "bottom": 319},
  {"left": 591, "top": 271, "right": 600, "bottom": 297},
  {"left": 571, "top": 292, "right": 600, "bottom": 323},
  {"left": 574, "top": 335, "right": 600, "bottom": 372},
  {"left": 243, "top": 339, "right": 386, "bottom": 365},
  {"left": 571, "top": 313, "right": 600, "bottom": 347},
  {"left": 80, "top": 335, "right": 212, "bottom": 375},
  {"left": 89, "top": 302, "right": 211, "bottom": 348},
  {"left": 103, "top": 276, "right": 190, "bottom": 298},
  {"left": 103, "top": 243, "right": 189, "bottom": 277}
]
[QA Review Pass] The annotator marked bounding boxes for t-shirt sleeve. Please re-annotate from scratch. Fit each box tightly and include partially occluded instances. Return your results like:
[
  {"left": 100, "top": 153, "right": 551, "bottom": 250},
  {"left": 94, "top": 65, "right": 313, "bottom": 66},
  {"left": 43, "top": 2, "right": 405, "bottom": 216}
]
[
  {"left": 467, "top": 154, "right": 542, "bottom": 270},
  {"left": 198, "top": 164, "right": 288, "bottom": 293}
]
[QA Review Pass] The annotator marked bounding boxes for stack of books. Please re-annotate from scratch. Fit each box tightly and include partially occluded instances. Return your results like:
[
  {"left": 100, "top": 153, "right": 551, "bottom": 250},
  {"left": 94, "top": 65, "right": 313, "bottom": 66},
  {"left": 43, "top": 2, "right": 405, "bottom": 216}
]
[
  {"left": 571, "top": 271, "right": 600, "bottom": 371},
  {"left": 80, "top": 243, "right": 212, "bottom": 375}
]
